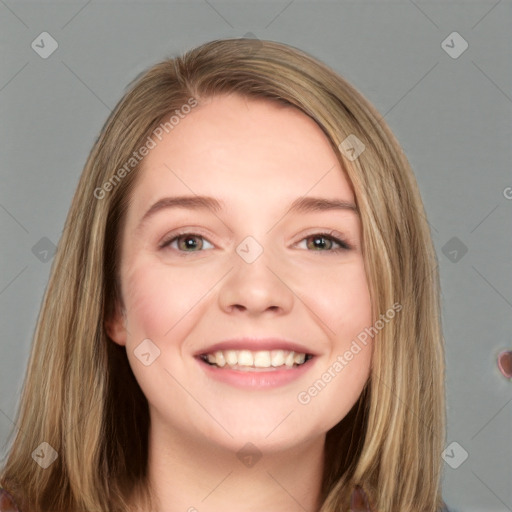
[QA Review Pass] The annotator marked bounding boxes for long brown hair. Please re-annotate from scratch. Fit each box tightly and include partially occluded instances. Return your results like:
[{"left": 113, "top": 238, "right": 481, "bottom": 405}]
[{"left": 1, "top": 38, "right": 446, "bottom": 511}]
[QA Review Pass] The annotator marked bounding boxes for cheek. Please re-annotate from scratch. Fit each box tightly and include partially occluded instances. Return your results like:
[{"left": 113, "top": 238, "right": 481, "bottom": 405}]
[
  {"left": 122, "top": 259, "right": 206, "bottom": 338},
  {"left": 296, "top": 263, "right": 372, "bottom": 430},
  {"left": 306, "top": 260, "right": 372, "bottom": 337}
]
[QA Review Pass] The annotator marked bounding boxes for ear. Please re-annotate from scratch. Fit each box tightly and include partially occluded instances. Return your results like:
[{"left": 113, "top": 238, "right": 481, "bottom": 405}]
[{"left": 105, "top": 301, "right": 128, "bottom": 346}]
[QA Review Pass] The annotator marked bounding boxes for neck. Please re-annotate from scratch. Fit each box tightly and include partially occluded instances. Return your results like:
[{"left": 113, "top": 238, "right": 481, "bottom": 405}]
[{"left": 131, "top": 416, "right": 326, "bottom": 512}]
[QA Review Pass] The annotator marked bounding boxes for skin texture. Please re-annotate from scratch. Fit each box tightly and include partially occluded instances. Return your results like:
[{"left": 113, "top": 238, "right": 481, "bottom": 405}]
[{"left": 106, "top": 93, "right": 373, "bottom": 512}]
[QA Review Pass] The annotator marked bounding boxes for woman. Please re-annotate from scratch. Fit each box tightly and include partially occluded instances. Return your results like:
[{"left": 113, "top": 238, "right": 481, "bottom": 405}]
[{"left": 0, "top": 38, "right": 450, "bottom": 511}]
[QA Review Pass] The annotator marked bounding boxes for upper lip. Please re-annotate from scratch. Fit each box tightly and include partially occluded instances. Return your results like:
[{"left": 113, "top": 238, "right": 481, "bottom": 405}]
[{"left": 195, "top": 337, "right": 318, "bottom": 357}]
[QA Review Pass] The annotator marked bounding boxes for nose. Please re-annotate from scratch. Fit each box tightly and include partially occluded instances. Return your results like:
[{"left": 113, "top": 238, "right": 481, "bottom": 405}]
[{"left": 217, "top": 245, "right": 295, "bottom": 317}]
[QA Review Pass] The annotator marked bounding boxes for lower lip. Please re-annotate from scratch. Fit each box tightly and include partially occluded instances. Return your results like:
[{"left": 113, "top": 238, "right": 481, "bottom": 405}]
[{"left": 196, "top": 356, "right": 316, "bottom": 389}]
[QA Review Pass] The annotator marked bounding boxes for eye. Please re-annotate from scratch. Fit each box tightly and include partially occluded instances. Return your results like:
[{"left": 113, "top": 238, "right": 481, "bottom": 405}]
[
  {"left": 159, "top": 230, "right": 352, "bottom": 255},
  {"left": 296, "top": 232, "right": 351, "bottom": 253},
  {"left": 160, "top": 232, "right": 214, "bottom": 253}
]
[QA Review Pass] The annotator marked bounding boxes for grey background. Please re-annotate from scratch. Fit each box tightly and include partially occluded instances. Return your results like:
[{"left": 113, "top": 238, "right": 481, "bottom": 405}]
[{"left": 1, "top": 1, "right": 511, "bottom": 511}]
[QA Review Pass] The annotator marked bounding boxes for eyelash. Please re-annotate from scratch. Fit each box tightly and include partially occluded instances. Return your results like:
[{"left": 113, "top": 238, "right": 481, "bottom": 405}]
[{"left": 159, "top": 230, "right": 352, "bottom": 255}]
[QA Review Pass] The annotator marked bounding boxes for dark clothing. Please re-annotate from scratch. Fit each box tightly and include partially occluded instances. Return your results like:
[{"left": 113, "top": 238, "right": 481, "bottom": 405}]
[{"left": 0, "top": 487, "right": 19, "bottom": 511}]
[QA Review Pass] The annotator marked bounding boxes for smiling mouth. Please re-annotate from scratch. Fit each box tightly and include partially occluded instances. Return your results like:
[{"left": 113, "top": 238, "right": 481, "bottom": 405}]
[{"left": 199, "top": 349, "right": 314, "bottom": 371}]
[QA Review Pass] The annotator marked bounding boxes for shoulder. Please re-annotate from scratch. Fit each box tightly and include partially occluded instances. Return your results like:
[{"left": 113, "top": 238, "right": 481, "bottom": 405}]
[{"left": 0, "top": 487, "right": 21, "bottom": 511}]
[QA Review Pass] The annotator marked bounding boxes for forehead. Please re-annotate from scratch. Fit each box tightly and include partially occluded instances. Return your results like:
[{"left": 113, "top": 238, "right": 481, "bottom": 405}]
[{"left": 126, "top": 94, "right": 355, "bottom": 222}]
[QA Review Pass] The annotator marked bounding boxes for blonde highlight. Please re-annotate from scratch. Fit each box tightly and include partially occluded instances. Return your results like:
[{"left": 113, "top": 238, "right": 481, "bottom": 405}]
[{"left": 1, "top": 38, "right": 446, "bottom": 512}]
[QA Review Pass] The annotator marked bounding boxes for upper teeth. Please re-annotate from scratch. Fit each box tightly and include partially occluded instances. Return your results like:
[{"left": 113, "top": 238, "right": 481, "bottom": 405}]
[{"left": 203, "top": 349, "right": 308, "bottom": 368}]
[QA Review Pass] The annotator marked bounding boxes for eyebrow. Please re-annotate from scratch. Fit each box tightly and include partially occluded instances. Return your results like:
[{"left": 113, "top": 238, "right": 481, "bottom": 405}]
[{"left": 136, "top": 195, "right": 358, "bottom": 232}]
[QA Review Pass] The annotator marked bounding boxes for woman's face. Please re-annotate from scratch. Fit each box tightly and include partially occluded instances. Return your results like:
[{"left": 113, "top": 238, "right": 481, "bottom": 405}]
[{"left": 107, "top": 93, "right": 373, "bottom": 453}]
